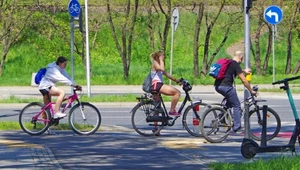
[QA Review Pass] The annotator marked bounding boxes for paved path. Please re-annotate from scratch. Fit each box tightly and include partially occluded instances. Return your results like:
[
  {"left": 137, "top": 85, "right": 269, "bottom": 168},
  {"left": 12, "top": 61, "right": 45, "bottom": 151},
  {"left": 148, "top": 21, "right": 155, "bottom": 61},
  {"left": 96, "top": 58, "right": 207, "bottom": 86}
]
[{"left": 0, "top": 84, "right": 300, "bottom": 169}]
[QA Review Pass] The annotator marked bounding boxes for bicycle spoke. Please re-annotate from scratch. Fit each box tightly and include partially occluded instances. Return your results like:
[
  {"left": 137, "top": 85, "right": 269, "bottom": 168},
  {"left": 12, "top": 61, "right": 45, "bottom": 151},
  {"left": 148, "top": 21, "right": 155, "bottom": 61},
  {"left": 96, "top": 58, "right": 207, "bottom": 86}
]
[
  {"left": 69, "top": 103, "right": 101, "bottom": 135},
  {"left": 200, "top": 107, "right": 231, "bottom": 143},
  {"left": 182, "top": 102, "right": 208, "bottom": 137},
  {"left": 131, "top": 102, "right": 164, "bottom": 136},
  {"left": 19, "top": 102, "right": 50, "bottom": 136}
]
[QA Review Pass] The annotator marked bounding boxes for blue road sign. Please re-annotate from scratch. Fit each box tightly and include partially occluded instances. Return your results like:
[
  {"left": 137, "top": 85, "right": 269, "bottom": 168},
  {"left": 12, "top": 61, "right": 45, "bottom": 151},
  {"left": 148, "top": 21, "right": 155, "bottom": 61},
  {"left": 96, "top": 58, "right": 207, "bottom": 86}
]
[
  {"left": 68, "top": 0, "right": 81, "bottom": 17},
  {"left": 264, "top": 5, "right": 283, "bottom": 25}
]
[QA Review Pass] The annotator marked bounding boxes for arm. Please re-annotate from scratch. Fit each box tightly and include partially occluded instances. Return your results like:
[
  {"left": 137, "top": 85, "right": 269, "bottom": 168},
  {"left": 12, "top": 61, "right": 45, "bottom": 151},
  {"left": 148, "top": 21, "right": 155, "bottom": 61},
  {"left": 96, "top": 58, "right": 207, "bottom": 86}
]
[
  {"left": 238, "top": 73, "right": 255, "bottom": 95},
  {"left": 162, "top": 71, "right": 179, "bottom": 83},
  {"left": 47, "top": 68, "right": 75, "bottom": 86}
]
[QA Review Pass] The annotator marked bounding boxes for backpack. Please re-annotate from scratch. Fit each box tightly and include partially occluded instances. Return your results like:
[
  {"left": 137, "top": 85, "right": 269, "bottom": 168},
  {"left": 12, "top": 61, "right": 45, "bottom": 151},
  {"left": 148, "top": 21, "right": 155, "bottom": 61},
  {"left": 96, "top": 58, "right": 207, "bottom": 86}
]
[
  {"left": 142, "top": 73, "right": 152, "bottom": 93},
  {"left": 209, "top": 58, "right": 232, "bottom": 79},
  {"left": 34, "top": 68, "right": 47, "bottom": 85}
]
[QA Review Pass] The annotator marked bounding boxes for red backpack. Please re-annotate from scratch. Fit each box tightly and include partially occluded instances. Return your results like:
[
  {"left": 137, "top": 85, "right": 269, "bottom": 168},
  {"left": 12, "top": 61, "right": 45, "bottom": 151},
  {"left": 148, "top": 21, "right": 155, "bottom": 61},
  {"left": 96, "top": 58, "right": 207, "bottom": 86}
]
[{"left": 209, "top": 58, "right": 232, "bottom": 79}]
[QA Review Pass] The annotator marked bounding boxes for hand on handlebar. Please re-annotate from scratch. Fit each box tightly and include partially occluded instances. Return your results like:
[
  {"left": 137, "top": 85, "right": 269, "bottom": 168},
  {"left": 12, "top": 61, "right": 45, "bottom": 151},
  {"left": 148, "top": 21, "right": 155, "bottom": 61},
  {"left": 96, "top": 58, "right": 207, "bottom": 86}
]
[
  {"left": 250, "top": 90, "right": 257, "bottom": 97},
  {"left": 73, "top": 85, "right": 82, "bottom": 91}
]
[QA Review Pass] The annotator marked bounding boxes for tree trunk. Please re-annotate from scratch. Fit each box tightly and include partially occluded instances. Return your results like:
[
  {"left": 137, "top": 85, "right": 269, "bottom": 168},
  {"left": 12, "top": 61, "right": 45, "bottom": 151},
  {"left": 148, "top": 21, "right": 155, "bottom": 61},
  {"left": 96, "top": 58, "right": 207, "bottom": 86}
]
[
  {"left": 107, "top": 0, "right": 138, "bottom": 79},
  {"left": 147, "top": 6, "right": 155, "bottom": 52},
  {"left": 252, "top": 16, "right": 264, "bottom": 76},
  {"left": 200, "top": 0, "right": 225, "bottom": 77},
  {"left": 156, "top": 0, "right": 171, "bottom": 53},
  {"left": 285, "top": 1, "right": 299, "bottom": 74},
  {"left": 292, "top": 60, "right": 300, "bottom": 74},
  {"left": 193, "top": 3, "right": 204, "bottom": 77},
  {"left": 262, "top": 24, "right": 272, "bottom": 76}
]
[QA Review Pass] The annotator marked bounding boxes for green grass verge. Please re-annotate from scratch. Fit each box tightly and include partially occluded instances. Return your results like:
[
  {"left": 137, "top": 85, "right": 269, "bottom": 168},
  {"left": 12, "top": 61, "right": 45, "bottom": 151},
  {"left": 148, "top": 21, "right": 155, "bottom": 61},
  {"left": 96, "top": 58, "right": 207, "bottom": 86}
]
[
  {"left": 210, "top": 155, "right": 300, "bottom": 170},
  {"left": 0, "top": 121, "right": 71, "bottom": 130},
  {"left": 0, "top": 94, "right": 175, "bottom": 103}
]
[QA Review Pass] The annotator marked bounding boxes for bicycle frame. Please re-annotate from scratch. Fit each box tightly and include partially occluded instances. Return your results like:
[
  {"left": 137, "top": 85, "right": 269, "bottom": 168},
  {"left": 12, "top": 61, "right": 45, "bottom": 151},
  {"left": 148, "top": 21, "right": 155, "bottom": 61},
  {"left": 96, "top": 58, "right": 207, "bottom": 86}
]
[
  {"left": 152, "top": 86, "right": 202, "bottom": 126},
  {"left": 33, "top": 89, "right": 80, "bottom": 123}
]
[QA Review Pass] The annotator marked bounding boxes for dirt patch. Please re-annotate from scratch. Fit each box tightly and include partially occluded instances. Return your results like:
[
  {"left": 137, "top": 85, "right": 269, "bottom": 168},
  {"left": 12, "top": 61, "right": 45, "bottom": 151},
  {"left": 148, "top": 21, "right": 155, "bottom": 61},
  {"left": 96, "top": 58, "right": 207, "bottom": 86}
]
[
  {"left": 160, "top": 138, "right": 206, "bottom": 149},
  {"left": 0, "top": 139, "right": 43, "bottom": 148}
]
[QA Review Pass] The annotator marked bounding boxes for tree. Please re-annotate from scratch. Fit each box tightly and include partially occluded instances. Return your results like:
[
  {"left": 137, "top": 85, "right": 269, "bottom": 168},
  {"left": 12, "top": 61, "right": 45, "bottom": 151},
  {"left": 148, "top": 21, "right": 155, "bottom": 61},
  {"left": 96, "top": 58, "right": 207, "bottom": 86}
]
[
  {"left": 107, "top": 0, "right": 139, "bottom": 79},
  {"left": 146, "top": 0, "right": 172, "bottom": 53},
  {"left": 285, "top": 0, "right": 300, "bottom": 74},
  {"left": 250, "top": 0, "right": 272, "bottom": 76},
  {"left": 0, "top": 0, "right": 34, "bottom": 76},
  {"left": 192, "top": 2, "right": 204, "bottom": 77},
  {"left": 199, "top": 0, "right": 232, "bottom": 77}
]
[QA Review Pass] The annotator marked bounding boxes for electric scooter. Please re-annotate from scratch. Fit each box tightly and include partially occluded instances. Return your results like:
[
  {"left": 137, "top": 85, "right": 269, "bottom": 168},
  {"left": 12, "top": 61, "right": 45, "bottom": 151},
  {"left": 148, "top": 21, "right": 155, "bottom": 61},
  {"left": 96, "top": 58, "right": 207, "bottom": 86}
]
[{"left": 241, "top": 76, "right": 300, "bottom": 159}]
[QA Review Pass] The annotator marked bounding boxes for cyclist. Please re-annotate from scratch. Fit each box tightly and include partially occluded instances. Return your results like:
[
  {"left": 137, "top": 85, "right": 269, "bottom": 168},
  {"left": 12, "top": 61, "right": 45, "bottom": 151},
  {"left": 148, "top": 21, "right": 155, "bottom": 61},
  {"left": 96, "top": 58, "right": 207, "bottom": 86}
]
[
  {"left": 149, "top": 50, "right": 181, "bottom": 116},
  {"left": 38, "top": 56, "right": 81, "bottom": 119},
  {"left": 214, "top": 51, "right": 256, "bottom": 132}
]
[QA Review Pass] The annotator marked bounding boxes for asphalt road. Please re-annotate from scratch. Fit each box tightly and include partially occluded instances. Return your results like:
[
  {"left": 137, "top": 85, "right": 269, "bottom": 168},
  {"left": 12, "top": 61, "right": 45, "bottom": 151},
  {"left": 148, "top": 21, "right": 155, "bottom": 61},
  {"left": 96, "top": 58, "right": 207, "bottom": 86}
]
[
  {"left": 1, "top": 86, "right": 300, "bottom": 169},
  {"left": 1, "top": 95, "right": 299, "bottom": 129}
]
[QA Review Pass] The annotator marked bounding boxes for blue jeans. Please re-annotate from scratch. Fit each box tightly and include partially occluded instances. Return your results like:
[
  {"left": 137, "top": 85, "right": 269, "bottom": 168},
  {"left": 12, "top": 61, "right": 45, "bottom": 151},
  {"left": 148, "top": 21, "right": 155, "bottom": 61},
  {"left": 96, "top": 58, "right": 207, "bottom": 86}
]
[{"left": 215, "top": 86, "right": 241, "bottom": 130}]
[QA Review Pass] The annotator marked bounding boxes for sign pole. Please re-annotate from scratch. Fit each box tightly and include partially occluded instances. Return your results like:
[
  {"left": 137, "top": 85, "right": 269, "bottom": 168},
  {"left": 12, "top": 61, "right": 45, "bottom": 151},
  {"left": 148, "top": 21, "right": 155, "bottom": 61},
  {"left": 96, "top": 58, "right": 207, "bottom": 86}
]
[
  {"left": 169, "top": 7, "right": 179, "bottom": 85},
  {"left": 68, "top": 0, "right": 81, "bottom": 95},
  {"left": 272, "top": 25, "right": 275, "bottom": 83},
  {"left": 264, "top": 5, "right": 283, "bottom": 83},
  {"left": 84, "top": 0, "right": 91, "bottom": 97},
  {"left": 169, "top": 23, "right": 174, "bottom": 85},
  {"left": 70, "top": 17, "right": 75, "bottom": 94}
]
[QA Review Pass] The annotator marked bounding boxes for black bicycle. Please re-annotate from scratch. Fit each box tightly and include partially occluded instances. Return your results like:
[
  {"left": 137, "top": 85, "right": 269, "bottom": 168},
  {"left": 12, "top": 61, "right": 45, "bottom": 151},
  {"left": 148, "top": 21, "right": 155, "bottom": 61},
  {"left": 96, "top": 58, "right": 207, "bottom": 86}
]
[
  {"left": 200, "top": 85, "right": 281, "bottom": 143},
  {"left": 131, "top": 78, "right": 208, "bottom": 136}
]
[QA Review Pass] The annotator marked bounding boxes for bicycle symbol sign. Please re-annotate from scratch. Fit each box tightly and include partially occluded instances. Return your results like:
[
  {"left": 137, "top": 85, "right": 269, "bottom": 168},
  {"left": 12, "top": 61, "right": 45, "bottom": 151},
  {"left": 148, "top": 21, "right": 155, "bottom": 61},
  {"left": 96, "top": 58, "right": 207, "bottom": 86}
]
[{"left": 68, "top": 0, "right": 81, "bottom": 17}]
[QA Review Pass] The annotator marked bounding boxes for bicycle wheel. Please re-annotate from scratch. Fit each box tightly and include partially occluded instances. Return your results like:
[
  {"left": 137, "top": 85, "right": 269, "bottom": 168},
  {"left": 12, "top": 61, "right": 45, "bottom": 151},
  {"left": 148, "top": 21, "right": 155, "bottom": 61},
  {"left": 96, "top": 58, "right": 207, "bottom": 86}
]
[
  {"left": 69, "top": 102, "right": 101, "bottom": 135},
  {"left": 131, "top": 102, "right": 164, "bottom": 136},
  {"left": 200, "top": 106, "right": 232, "bottom": 143},
  {"left": 182, "top": 102, "right": 209, "bottom": 137},
  {"left": 19, "top": 102, "right": 51, "bottom": 136},
  {"left": 249, "top": 106, "right": 281, "bottom": 141}
]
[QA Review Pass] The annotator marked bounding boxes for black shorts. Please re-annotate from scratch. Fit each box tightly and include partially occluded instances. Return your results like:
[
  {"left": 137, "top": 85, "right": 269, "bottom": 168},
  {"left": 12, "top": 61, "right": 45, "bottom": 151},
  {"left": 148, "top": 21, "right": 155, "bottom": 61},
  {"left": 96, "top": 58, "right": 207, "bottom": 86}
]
[
  {"left": 39, "top": 86, "right": 52, "bottom": 96},
  {"left": 150, "top": 82, "right": 163, "bottom": 93}
]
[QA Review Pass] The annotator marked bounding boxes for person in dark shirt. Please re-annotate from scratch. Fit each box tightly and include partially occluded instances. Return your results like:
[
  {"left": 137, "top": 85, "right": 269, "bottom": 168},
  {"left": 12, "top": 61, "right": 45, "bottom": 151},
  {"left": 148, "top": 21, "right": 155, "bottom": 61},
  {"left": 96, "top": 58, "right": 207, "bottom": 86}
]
[{"left": 214, "top": 51, "right": 256, "bottom": 132}]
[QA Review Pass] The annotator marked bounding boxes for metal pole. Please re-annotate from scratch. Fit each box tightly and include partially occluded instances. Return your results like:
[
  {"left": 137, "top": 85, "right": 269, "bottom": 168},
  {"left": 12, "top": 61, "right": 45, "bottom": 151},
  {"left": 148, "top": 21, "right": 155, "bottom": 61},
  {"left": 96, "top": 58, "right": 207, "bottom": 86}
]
[
  {"left": 169, "top": 24, "right": 174, "bottom": 85},
  {"left": 244, "top": 0, "right": 251, "bottom": 139},
  {"left": 272, "top": 25, "right": 275, "bottom": 83},
  {"left": 70, "top": 17, "right": 75, "bottom": 94},
  {"left": 85, "top": 0, "right": 91, "bottom": 97}
]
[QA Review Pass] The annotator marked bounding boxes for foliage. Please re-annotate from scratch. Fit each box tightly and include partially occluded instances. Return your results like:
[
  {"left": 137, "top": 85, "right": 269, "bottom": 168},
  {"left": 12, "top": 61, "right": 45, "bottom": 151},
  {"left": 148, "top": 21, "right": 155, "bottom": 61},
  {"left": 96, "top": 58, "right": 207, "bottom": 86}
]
[{"left": 0, "top": 1, "right": 300, "bottom": 85}]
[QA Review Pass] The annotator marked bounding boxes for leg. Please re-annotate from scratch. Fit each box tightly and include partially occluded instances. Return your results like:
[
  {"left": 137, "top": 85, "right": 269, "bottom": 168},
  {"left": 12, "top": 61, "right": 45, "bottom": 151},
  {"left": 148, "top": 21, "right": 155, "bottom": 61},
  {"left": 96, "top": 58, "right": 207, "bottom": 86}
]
[
  {"left": 49, "top": 86, "right": 65, "bottom": 113},
  {"left": 216, "top": 86, "right": 241, "bottom": 130},
  {"left": 159, "top": 84, "right": 181, "bottom": 113},
  {"left": 49, "top": 86, "right": 66, "bottom": 118}
]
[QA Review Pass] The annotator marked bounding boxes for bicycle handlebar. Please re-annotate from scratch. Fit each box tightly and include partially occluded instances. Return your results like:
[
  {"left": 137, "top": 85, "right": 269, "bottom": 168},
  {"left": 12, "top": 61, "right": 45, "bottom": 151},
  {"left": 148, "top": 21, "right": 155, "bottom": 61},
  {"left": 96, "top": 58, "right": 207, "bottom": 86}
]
[
  {"left": 272, "top": 76, "right": 300, "bottom": 85},
  {"left": 179, "top": 78, "right": 192, "bottom": 92}
]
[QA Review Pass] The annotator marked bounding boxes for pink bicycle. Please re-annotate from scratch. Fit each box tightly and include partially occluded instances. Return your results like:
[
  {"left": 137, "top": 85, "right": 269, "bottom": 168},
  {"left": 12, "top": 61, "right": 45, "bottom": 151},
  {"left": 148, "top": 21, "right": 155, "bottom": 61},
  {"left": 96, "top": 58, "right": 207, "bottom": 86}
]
[{"left": 19, "top": 88, "right": 101, "bottom": 135}]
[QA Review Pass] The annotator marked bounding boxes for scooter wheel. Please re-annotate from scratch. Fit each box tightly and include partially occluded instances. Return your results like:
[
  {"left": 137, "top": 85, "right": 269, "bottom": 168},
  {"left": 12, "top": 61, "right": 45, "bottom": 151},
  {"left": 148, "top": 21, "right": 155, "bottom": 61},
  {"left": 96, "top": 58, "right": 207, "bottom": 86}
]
[{"left": 241, "top": 141, "right": 257, "bottom": 159}]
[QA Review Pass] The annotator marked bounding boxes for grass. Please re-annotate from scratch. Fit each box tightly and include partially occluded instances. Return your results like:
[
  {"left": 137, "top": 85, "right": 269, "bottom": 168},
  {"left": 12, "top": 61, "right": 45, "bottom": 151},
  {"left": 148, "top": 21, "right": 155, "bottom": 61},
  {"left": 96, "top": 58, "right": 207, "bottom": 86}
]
[
  {"left": 0, "top": 93, "right": 176, "bottom": 103},
  {"left": 1, "top": 87, "right": 300, "bottom": 104},
  {"left": 210, "top": 156, "right": 300, "bottom": 170}
]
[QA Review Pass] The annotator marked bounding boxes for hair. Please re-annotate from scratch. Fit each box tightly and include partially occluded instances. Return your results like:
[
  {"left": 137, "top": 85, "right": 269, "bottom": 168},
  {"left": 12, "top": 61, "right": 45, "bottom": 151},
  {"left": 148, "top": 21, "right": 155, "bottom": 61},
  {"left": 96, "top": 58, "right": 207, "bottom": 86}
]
[
  {"left": 56, "top": 56, "right": 68, "bottom": 65},
  {"left": 233, "top": 51, "right": 244, "bottom": 58},
  {"left": 150, "top": 50, "right": 164, "bottom": 62}
]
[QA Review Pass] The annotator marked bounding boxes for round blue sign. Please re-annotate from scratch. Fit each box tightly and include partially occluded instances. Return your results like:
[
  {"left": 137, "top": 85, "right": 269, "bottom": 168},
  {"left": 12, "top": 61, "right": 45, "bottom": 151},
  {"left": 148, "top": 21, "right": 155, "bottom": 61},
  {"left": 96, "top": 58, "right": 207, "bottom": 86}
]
[
  {"left": 68, "top": 0, "right": 81, "bottom": 17},
  {"left": 264, "top": 5, "right": 283, "bottom": 25}
]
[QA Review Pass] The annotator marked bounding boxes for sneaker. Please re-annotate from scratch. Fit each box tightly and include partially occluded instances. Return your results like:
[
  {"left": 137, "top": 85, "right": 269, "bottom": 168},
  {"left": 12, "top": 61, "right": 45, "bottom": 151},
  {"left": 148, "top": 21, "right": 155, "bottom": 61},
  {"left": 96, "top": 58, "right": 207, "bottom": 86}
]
[
  {"left": 53, "top": 112, "right": 67, "bottom": 119},
  {"left": 233, "top": 126, "right": 244, "bottom": 133},
  {"left": 168, "top": 111, "right": 181, "bottom": 116},
  {"left": 152, "top": 128, "right": 161, "bottom": 136}
]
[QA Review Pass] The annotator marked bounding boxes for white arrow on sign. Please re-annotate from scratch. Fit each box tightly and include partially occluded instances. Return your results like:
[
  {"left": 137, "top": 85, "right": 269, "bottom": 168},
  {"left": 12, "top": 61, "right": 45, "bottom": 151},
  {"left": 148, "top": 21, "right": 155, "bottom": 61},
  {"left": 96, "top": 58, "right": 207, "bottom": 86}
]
[{"left": 266, "top": 10, "right": 278, "bottom": 22}]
